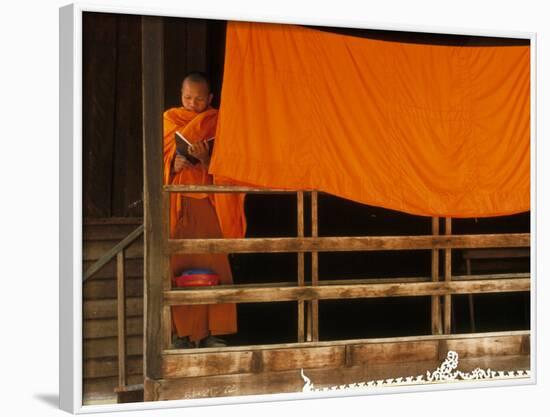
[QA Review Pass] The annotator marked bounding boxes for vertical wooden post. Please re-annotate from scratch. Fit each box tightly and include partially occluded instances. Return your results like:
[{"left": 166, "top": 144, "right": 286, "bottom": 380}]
[
  {"left": 466, "top": 258, "right": 476, "bottom": 332},
  {"left": 297, "top": 192, "right": 305, "bottom": 343},
  {"left": 142, "top": 15, "right": 165, "bottom": 385},
  {"left": 162, "top": 191, "right": 172, "bottom": 349},
  {"left": 311, "top": 191, "right": 319, "bottom": 342},
  {"left": 444, "top": 217, "right": 452, "bottom": 334},
  {"left": 116, "top": 250, "right": 127, "bottom": 388},
  {"left": 431, "top": 217, "right": 442, "bottom": 334}
]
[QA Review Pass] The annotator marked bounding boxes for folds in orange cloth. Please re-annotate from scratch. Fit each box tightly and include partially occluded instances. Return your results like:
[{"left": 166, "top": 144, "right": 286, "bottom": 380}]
[
  {"left": 163, "top": 106, "right": 246, "bottom": 342},
  {"left": 210, "top": 22, "right": 530, "bottom": 218}
]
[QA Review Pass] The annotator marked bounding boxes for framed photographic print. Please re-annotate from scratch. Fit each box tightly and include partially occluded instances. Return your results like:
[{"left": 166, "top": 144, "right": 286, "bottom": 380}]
[{"left": 60, "top": 1, "right": 536, "bottom": 414}]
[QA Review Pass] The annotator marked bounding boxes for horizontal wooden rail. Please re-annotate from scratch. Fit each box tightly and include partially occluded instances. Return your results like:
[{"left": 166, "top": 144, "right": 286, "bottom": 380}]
[
  {"left": 164, "top": 184, "right": 298, "bottom": 194},
  {"left": 452, "top": 272, "right": 530, "bottom": 281},
  {"left": 167, "top": 233, "right": 529, "bottom": 255},
  {"left": 164, "top": 277, "right": 530, "bottom": 305},
  {"left": 162, "top": 329, "right": 530, "bottom": 354},
  {"left": 160, "top": 331, "right": 530, "bottom": 379}
]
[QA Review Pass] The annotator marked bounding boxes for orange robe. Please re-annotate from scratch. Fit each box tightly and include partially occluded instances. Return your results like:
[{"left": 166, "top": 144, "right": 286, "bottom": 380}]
[{"left": 163, "top": 107, "right": 246, "bottom": 342}]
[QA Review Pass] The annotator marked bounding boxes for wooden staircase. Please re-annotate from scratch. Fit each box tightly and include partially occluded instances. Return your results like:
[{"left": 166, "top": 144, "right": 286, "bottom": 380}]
[{"left": 83, "top": 217, "right": 144, "bottom": 404}]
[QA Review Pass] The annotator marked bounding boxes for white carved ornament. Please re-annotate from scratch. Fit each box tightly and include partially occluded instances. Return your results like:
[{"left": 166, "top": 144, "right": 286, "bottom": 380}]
[{"left": 301, "top": 351, "right": 530, "bottom": 393}]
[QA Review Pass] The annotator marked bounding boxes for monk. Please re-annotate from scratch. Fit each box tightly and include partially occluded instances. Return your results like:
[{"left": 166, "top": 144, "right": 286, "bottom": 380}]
[{"left": 163, "top": 72, "right": 245, "bottom": 348}]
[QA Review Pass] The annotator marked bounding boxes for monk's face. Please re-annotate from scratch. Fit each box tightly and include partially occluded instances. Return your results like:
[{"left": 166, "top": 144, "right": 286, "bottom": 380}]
[{"left": 181, "top": 80, "right": 213, "bottom": 113}]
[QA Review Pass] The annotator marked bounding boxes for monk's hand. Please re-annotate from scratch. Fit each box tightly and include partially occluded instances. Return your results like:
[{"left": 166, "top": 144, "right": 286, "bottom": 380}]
[
  {"left": 189, "top": 141, "right": 210, "bottom": 164},
  {"left": 173, "top": 154, "right": 192, "bottom": 173}
]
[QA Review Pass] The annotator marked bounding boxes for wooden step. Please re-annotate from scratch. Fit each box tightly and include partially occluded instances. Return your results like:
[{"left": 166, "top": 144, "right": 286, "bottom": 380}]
[{"left": 115, "top": 384, "right": 144, "bottom": 404}]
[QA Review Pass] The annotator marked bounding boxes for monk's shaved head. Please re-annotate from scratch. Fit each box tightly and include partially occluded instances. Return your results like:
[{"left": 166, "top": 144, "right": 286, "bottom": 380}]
[
  {"left": 181, "top": 71, "right": 211, "bottom": 93},
  {"left": 180, "top": 72, "right": 213, "bottom": 113}
]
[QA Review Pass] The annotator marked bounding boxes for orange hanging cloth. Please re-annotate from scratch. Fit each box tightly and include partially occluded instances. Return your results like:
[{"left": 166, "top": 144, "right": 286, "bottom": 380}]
[{"left": 210, "top": 22, "right": 530, "bottom": 218}]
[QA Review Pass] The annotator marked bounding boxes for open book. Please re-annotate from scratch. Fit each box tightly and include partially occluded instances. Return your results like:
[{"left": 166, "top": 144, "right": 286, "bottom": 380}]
[{"left": 174, "top": 131, "right": 215, "bottom": 165}]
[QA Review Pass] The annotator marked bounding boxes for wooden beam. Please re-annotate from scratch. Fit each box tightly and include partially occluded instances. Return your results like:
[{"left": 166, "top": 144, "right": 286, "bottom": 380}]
[
  {"left": 163, "top": 350, "right": 255, "bottom": 379},
  {"left": 444, "top": 218, "right": 452, "bottom": 334},
  {"left": 153, "top": 332, "right": 530, "bottom": 400},
  {"left": 262, "top": 345, "right": 345, "bottom": 372},
  {"left": 164, "top": 184, "right": 294, "bottom": 193},
  {"left": 162, "top": 191, "right": 172, "bottom": 349},
  {"left": 162, "top": 330, "right": 529, "bottom": 354},
  {"left": 349, "top": 340, "right": 439, "bottom": 365},
  {"left": 163, "top": 278, "right": 530, "bottom": 305},
  {"left": 431, "top": 217, "right": 441, "bottom": 335},
  {"left": 311, "top": 191, "right": 319, "bottom": 342},
  {"left": 150, "top": 356, "right": 526, "bottom": 400},
  {"left": 167, "top": 233, "right": 530, "bottom": 255},
  {"left": 452, "top": 272, "right": 530, "bottom": 281},
  {"left": 142, "top": 15, "right": 164, "bottom": 383},
  {"left": 162, "top": 345, "right": 346, "bottom": 379},
  {"left": 116, "top": 251, "right": 127, "bottom": 388},
  {"left": 297, "top": 191, "right": 305, "bottom": 343},
  {"left": 82, "top": 274, "right": 527, "bottom": 318}
]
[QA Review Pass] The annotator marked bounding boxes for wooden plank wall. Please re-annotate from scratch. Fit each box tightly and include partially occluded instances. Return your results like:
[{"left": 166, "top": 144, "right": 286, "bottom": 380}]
[
  {"left": 82, "top": 218, "right": 144, "bottom": 402},
  {"left": 83, "top": 13, "right": 226, "bottom": 219},
  {"left": 83, "top": 13, "right": 143, "bottom": 218}
]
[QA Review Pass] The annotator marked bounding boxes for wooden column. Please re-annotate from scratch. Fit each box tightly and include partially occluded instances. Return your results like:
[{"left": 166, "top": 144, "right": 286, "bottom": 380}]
[
  {"left": 297, "top": 192, "right": 305, "bottom": 342},
  {"left": 142, "top": 15, "right": 165, "bottom": 384},
  {"left": 466, "top": 258, "right": 476, "bottom": 332},
  {"left": 310, "top": 191, "right": 319, "bottom": 342},
  {"left": 116, "top": 250, "right": 127, "bottom": 388},
  {"left": 444, "top": 217, "right": 452, "bottom": 334},
  {"left": 162, "top": 191, "right": 172, "bottom": 349},
  {"left": 431, "top": 217, "right": 442, "bottom": 335}
]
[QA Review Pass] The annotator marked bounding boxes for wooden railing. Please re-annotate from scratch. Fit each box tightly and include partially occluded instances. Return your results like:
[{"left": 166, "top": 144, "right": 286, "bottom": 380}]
[
  {"left": 84, "top": 225, "right": 144, "bottom": 281},
  {"left": 83, "top": 224, "right": 144, "bottom": 399},
  {"left": 160, "top": 185, "right": 530, "bottom": 348}
]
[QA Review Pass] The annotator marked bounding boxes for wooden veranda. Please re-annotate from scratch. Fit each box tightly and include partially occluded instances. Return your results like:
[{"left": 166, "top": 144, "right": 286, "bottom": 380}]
[{"left": 140, "top": 17, "right": 531, "bottom": 401}]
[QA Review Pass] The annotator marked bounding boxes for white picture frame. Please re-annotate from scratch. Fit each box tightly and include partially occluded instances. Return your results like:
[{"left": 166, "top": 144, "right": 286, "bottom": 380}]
[{"left": 59, "top": 1, "right": 538, "bottom": 414}]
